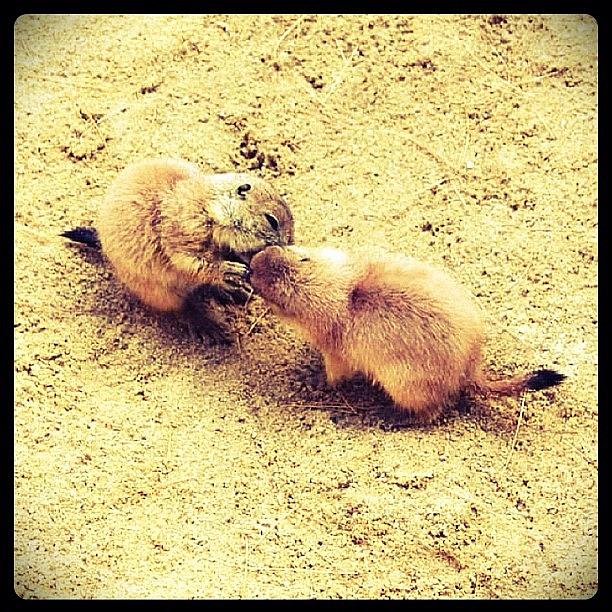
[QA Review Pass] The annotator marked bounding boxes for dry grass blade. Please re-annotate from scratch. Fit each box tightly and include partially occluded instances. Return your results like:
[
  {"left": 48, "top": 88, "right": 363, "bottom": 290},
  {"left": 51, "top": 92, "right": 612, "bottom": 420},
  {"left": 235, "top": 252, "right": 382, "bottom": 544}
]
[
  {"left": 401, "top": 132, "right": 468, "bottom": 181},
  {"left": 503, "top": 394, "right": 526, "bottom": 471},
  {"left": 15, "top": 223, "right": 52, "bottom": 244},
  {"left": 321, "top": 44, "right": 359, "bottom": 103},
  {"left": 272, "top": 15, "right": 305, "bottom": 56},
  {"left": 241, "top": 536, "right": 250, "bottom": 598},
  {"left": 338, "top": 390, "right": 360, "bottom": 414},
  {"left": 282, "top": 399, "right": 381, "bottom": 415},
  {"left": 245, "top": 307, "right": 269, "bottom": 336}
]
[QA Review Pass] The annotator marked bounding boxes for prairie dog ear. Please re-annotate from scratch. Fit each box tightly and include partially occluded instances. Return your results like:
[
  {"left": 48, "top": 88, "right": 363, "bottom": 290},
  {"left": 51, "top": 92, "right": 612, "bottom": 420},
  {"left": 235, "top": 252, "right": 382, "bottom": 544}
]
[{"left": 236, "top": 183, "right": 252, "bottom": 198}]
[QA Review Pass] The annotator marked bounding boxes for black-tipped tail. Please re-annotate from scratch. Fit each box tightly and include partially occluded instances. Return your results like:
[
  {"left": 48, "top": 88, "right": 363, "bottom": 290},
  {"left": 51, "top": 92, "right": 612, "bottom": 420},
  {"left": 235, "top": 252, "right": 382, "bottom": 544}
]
[
  {"left": 60, "top": 226, "right": 101, "bottom": 250},
  {"left": 526, "top": 369, "right": 567, "bottom": 391}
]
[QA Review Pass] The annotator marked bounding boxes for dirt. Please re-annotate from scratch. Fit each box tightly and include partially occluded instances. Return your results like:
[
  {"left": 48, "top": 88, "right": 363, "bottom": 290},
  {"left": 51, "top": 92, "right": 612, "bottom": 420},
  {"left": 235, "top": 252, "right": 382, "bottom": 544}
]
[{"left": 14, "top": 14, "right": 597, "bottom": 599}]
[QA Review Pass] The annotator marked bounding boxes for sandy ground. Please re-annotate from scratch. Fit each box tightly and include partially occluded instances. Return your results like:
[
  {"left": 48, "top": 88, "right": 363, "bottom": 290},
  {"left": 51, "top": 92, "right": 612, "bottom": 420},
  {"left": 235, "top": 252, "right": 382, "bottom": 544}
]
[{"left": 14, "top": 14, "right": 597, "bottom": 599}]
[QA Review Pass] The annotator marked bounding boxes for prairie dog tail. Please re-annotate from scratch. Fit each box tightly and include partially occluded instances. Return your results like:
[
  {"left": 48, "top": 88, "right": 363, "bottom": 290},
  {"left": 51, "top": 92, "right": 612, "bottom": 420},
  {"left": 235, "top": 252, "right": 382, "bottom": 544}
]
[
  {"left": 60, "top": 226, "right": 101, "bottom": 250},
  {"left": 474, "top": 368, "right": 566, "bottom": 397}
]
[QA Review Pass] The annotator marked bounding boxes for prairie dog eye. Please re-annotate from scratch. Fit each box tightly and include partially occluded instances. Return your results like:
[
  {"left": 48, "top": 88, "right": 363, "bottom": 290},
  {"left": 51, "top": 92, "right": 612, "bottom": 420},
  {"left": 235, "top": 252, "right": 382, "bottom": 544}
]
[
  {"left": 264, "top": 213, "right": 280, "bottom": 231},
  {"left": 236, "top": 184, "right": 251, "bottom": 198},
  {"left": 299, "top": 257, "right": 310, "bottom": 262}
]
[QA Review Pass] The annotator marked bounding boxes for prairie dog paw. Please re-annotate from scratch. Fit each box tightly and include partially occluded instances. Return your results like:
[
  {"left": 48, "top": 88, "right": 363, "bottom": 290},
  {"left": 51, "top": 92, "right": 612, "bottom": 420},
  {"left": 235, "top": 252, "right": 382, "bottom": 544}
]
[{"left": 218, "top": 261, "right": 252, "bottom": 305}]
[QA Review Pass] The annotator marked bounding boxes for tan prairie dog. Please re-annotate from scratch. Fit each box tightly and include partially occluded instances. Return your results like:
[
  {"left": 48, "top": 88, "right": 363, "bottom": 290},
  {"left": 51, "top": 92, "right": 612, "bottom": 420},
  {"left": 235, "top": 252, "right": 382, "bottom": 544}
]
[
  {"left": 249, "top": 245, "right": 566, "bottom": 422},
  {"left": 62, "top": 157, "right": 294, "bottom": 342}
]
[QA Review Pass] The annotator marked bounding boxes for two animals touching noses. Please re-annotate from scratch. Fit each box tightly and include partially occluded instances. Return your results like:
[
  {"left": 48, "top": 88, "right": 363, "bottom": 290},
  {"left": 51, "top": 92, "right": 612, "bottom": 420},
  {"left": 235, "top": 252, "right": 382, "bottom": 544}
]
[{"left": 62, "top": 157, "right": 565, "bottom": 424}]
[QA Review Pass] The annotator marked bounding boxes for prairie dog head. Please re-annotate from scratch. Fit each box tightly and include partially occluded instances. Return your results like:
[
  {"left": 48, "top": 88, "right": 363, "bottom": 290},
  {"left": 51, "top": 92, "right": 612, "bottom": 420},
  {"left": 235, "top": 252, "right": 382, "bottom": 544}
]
[
  {"left": 250, "top": 245, "right": 351, "bottom": 317},
  {"left": 207, "top": 173, "right": 294, "bottom": 261}
]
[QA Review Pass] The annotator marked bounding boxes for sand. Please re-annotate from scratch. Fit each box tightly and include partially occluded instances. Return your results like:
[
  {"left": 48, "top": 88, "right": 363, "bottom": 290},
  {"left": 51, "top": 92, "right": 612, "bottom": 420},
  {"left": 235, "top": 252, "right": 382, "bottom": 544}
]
[{"left": 14, "top": 14, "right": 597, "bottom": 599}]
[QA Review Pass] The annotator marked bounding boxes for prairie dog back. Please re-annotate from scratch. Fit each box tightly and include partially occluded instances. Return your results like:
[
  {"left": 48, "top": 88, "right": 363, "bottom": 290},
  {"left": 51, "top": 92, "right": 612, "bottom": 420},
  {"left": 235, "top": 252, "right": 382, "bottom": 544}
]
[
  {"left": 345, "top": 250, "right": 485, "bottom": 382},
  {"left": 97, "top": 158, "right": 204, "bottom": 308}
]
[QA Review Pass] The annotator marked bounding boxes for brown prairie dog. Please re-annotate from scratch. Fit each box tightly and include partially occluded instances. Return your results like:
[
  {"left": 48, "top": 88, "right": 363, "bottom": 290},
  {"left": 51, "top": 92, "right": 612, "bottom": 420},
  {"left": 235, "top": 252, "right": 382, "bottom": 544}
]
[
  {"left": 249, "top": 245, "right": 565, "bottom": 422},
  {"left": 62, "top": 157, "right": 294, "bottom": 342}
]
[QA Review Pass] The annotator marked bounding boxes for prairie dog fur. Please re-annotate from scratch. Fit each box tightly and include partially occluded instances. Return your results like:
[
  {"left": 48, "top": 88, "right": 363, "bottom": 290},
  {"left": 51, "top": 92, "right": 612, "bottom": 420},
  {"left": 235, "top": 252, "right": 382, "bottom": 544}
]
[
  {"left": 62, "top": 158, "right": 294, "bottom": 342},
  {"left": 250, "top": 245, "right": 565, "bottom": 422}
]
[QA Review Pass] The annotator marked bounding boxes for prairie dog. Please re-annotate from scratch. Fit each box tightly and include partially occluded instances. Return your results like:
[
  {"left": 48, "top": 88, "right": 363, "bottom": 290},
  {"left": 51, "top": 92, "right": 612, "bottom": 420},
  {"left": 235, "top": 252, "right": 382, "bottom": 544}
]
[
  {"left": 62, "top": 158, "right": 294, "bottom": 342},
  {"left": 249, "top": 245, "right": 565, "bottom": 422}
]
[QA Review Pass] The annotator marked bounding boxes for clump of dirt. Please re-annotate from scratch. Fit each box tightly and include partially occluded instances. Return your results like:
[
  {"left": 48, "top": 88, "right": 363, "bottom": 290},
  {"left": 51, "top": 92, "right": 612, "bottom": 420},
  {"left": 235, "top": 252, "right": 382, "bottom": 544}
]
[{"left": 14, "top": 14, "right": 597, "bottom": 599}]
